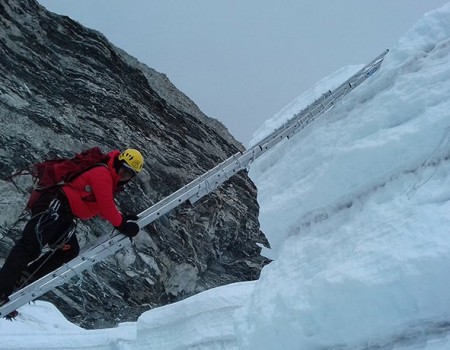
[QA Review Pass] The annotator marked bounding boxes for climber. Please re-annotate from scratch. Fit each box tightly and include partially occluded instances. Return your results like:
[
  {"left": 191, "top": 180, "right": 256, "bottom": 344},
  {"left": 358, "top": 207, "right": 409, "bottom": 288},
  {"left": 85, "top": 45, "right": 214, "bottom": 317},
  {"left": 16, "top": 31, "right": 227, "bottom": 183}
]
[{"left": 0, "top": 148, "right": 144, "bottom": 313}]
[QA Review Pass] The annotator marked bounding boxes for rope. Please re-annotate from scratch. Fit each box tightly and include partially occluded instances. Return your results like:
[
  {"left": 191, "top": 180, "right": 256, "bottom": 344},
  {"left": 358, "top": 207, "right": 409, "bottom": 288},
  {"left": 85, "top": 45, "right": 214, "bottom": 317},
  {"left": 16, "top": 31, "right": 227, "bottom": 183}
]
[
  {"left": 2, "top": 169, "right": 33, "bottom": 194},
  {"left": 15, "top": 199, "right": 77, "bottom": 291},
  {"left": 405, "top": 126, "right": 450, "bottom": 199},
  {"left": 15, "top": 226, "right": 76, "bottom": 291},
  {"left": 35, "top": 199, "right": 61, "bottom": 250}
]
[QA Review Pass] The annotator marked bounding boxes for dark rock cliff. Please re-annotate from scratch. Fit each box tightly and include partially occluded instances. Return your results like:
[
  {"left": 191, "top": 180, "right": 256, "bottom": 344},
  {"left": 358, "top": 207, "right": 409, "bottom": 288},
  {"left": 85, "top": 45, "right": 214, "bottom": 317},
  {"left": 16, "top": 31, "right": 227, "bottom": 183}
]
[{"left": 0, "top": 0, "right": 268, "bottom": 328}]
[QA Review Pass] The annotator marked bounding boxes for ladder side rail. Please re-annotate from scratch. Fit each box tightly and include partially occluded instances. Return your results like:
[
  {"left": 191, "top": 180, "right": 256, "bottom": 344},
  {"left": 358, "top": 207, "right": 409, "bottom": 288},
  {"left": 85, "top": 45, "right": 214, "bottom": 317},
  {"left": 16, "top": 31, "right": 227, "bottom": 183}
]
[
  {"left": 177, "top": 49, "right": 390, "bottom": 205},
  {"left": 0, "top": 234, "right": 131, "bottom": 317},
  {"left": 6, "top": 233, "right": 128, "bottom": 303},
  {"left": 253, "top": 86, "right": 342, "bottom": 150},
  {"left": 253, "top": 91, "right": 332, "bottom": 148},
  {"left": 138, "top": 152, "right": 242, "bottom": 221},
  {"left": 253, "top": 54, "right": 386, "bottom": 155},
  {"left": 78, "top": 231, "right": 115, "bottom": 255},
  {"left": 255, "top": 93, "right": 336, "bottom": 156},
  {"left": 188, "top": 150, "right": 259, "bottom": 204},
  {"left": 2, "top": 151, "right": 252, "bottom": 315},
  {"left": 140, "top": 49, "right": 389, "bottom": 226},
  {"left": 253, "top": 49, "right": 388, "bottom": 148},
  {"left": 139, "top": 153, "right": 251, "bottom": 226}
]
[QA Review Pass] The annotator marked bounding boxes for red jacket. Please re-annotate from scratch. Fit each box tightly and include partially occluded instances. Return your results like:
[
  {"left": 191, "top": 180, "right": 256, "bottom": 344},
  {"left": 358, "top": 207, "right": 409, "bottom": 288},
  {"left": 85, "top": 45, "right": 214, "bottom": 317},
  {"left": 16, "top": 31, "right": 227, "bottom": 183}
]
[{"left": 62, "top": 150, "right": 123, "bottom": 227}]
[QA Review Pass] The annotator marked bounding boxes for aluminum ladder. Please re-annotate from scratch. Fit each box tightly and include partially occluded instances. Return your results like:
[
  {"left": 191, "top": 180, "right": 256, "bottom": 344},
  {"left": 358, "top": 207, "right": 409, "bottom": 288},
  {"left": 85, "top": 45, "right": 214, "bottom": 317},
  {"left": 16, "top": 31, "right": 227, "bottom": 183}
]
[{"left": 0, "top": 49, "right": 388, "bottom": 318}]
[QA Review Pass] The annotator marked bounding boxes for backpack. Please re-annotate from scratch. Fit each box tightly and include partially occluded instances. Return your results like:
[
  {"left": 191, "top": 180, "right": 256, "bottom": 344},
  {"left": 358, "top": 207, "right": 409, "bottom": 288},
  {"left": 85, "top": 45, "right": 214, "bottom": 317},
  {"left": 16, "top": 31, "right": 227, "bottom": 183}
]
[{"left": 26, "top": 147, "right": 109, "bottom": 209}]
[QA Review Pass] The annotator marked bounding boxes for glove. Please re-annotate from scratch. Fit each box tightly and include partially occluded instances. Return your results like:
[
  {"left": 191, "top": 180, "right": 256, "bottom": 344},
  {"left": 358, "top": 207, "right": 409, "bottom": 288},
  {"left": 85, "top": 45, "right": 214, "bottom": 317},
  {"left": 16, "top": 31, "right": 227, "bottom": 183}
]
[{"left": 116, "top": 214, "right": 140, "bottom": 237}]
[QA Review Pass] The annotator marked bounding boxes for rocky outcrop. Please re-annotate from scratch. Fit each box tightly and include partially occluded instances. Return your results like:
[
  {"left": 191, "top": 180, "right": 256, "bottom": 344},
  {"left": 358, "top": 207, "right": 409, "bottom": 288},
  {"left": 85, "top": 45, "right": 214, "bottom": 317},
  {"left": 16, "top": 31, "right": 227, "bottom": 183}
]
[{"left": 0, "top": 0, "right": 268, "bottom": 328}]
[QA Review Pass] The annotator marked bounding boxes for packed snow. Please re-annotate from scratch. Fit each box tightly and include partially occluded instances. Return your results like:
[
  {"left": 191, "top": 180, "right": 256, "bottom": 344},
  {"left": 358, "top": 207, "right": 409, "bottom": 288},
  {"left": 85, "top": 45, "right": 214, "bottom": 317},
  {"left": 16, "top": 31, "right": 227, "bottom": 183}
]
[
  {"left": 0, "top": 282, "right": 254, "bottom": 349},
  {"left": 2, "top": 2, "right": 450, "bottom": 349}
]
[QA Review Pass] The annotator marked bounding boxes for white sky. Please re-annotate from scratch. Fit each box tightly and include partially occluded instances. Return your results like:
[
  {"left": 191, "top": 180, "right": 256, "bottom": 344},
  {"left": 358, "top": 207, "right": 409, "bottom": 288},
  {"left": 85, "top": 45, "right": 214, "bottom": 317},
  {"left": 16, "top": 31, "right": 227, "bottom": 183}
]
[{"left": 37, "top": 0, "right": 449, "bottom": 145}]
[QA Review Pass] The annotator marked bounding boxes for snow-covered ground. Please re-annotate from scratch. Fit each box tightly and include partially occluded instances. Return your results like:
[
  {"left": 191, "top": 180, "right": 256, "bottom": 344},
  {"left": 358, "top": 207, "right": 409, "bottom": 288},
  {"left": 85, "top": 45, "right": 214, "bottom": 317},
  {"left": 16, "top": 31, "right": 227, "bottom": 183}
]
[
  {"left": 2, "top": 2, "right": 450, "bottom": 349},
  {"left": 0, "top": 282, "right": 255, "bottom": 350}
]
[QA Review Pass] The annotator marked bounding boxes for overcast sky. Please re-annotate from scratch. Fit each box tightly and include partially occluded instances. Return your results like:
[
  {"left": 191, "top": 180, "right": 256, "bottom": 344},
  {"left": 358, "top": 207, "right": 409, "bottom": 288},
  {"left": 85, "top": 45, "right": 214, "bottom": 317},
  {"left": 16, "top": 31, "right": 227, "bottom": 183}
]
[{"left": 37, "top": 0, "right": 449, "bottom": 146}]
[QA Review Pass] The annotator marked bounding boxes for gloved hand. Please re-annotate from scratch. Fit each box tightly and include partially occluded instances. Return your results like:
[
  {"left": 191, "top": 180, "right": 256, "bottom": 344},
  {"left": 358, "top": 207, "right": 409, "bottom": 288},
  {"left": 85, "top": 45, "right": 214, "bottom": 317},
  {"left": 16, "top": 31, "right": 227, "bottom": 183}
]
[{"left": 115, "top": 214, "right": 140, "bottom": 237}]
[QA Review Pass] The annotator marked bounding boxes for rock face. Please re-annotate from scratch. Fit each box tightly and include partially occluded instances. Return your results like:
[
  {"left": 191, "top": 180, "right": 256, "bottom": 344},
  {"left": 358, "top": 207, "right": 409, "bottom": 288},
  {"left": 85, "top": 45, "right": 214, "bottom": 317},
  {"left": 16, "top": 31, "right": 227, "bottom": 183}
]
[{"left": 0, "top": 0, "right": 268, "bottom": 328}]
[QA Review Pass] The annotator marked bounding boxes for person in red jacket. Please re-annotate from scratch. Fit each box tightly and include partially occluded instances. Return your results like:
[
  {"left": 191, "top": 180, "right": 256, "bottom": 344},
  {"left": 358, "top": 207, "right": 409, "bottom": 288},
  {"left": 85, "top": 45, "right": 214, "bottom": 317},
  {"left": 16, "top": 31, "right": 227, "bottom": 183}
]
[{"left": 0, "top": 148, "right": 144, "bottom": 311}]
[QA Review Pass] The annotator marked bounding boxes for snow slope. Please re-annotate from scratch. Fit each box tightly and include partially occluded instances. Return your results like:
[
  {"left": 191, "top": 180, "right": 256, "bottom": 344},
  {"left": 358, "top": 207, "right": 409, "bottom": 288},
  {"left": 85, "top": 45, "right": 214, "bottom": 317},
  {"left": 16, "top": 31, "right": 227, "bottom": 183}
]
[
  {"left": 237, "top": 2, "right": 450, "bottom": 348},
  {"left": 0, "top": 282, "right": 254, "bottom": 349},
  {"left": 1, "top": 2, "right": 450, "bottom": 349}
]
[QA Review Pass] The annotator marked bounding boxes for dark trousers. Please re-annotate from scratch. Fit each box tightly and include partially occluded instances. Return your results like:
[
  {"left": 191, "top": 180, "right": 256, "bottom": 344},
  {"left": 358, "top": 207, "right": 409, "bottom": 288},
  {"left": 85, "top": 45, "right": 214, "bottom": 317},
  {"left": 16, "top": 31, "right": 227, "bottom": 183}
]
[{"left": 0, "top": 189, "right": 78, "bottom": 300}]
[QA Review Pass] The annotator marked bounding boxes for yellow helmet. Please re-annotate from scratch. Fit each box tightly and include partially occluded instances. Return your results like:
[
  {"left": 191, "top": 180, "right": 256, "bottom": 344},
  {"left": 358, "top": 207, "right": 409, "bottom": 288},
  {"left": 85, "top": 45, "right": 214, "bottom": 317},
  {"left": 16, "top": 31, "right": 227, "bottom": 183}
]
[{"left": 118, "top": 149, "right": 144, "bottom": 173}]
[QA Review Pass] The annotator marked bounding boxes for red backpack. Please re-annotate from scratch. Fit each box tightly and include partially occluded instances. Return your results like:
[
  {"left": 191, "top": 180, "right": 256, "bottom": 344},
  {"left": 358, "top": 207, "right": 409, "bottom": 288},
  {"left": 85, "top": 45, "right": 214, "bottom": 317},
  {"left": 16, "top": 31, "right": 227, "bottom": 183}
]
[{"left": 26, "top": 147, "right": 109, "bottom": 209}]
